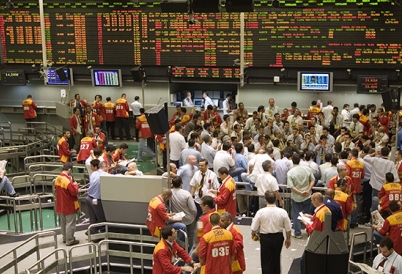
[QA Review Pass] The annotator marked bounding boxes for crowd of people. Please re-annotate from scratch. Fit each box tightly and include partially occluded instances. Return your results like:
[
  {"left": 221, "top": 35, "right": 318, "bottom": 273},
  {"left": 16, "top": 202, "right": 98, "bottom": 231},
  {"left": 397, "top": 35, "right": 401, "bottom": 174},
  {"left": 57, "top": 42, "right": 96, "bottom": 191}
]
[{"left": 21, "top": 91, "right": 402, "bottom": 272}]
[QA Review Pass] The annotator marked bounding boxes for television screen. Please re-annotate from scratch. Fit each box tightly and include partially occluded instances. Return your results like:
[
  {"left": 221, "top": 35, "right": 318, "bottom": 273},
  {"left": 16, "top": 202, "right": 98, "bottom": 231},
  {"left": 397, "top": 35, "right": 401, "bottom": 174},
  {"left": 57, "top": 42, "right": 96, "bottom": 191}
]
[
  {"left": 194, "top": 99, "right": 203, "bottom": 107},
  {"left": 91, "top": 69, "right": 122, "bottom": 87},
  {"left": 297, "top": 72, "right": 333, "bottom": 92},
  {"left": 357, "top": 75, "right": 388, "bottom": 94},
  {"left": 1, "top": 69, "right": 26, "bottom": 86},
  {"left": 46, "top": 68, "right": 73, "bottom": 85}
]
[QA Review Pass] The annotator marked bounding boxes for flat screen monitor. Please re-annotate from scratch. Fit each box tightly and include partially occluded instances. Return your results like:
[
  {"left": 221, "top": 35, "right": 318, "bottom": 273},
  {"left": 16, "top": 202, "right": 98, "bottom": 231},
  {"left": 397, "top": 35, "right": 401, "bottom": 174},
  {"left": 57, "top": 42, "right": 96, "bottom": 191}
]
[
  {"left": 194, "top": 99, "right": 203, "bottom": 107},
  {"left": 174, "top": 101, "right": 183, "bottom": 107},
  {"left": 46, "top": 68, "right": 73, "bottom": 85},
  {"left": 91, "top": 69, "right": 122, "bottom": 87},
  {"left": 1, "top": 69, "right": 26, "bottom": 85},
  {"left": 297, "top": 72, "right": 333, "bottom": 92},
  {"left": 212, "top": 99, "right": 219, "bottom": 107},
  {"left": 356, "top": 75, "right": 388, "bottom": 94}
]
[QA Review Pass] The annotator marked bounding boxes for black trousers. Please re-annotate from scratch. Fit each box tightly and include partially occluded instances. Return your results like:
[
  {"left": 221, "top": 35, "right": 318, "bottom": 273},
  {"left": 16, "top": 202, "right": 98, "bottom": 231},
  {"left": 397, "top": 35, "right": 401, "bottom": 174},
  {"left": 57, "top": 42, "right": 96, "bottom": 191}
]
[
  {"left": 115, "top": 117, "right": 131, "bottom": 140},
  {"left": 86, "top": 196, "right": 106, "bottom": 234},
  {"left": 362, "top": 180, "right": 372, "bottom": 221},
  {"left": 260, "top": 232, "right": 284, "bottom": 274},
  {"left": 106, "top": 121, "right": 115, "bottom": 139},
  {"left": 133, "top": 115, "right": 139, "bottom": 140}
]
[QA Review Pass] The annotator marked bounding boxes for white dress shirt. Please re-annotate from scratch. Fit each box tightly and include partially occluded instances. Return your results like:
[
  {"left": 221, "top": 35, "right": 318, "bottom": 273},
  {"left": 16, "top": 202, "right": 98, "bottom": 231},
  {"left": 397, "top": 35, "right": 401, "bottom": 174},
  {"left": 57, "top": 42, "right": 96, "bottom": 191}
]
[
  {"left": 266, "top": 105, "right": 280, "bottom": 119},
  {"left": 169, "top": 131, "right": 186, "bottom": 161},
  {"left": 130, "top": 101, "right": 143, "bottom": 116},
  {"left": 274, "top": 158, "right": 293, "bottom": 185},
  {"left": 204, "top": 96, "right": 214, "bottom": 109},
  {"left": 322, "top": 105, "right": 333, "bottom": 124},
  {"left": 201, "top": 142, "right": 216, "bottom": 169},
  {"left": 372, "top": 251, "right": 402, "bottom": 274},
  {"left": 251, "top": 204, "right": 291, "bottom": 234},
  {"left": 255, "top": 172, "right": 279, "bottom": 196},
  {"left": 190, "top": 169, "right": 220, "bottom": 204},
  {"left": 213, "top": 150, "right": 235, "bottom": 174},
  {"left": 183, "top": 97, "right": 193, "bottom": 106},
  {"left": 223, "top": 99, "right": 230, "bottom": 115},
  {"left": 249, "top": 154, "right": 274, "bottom": 183},
  {"left": 364, "top": 155, "right": 400, "bottom": 191}
]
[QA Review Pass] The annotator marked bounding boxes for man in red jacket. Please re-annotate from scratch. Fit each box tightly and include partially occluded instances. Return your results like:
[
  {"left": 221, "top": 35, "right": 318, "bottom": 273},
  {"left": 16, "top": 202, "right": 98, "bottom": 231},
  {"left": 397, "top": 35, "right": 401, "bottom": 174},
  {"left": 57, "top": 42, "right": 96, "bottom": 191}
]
[
  {"left": 220, "top": 212, "right": 246, "bottom": 274},
  {"left": 57, "top": 131, "right": 76, "bottom": 163},
  {"left": 152, "top": 225, "right": 199, "bottom": 274},
  {"left": 378, "top": 173, "right": 402, "bottom": 219},
  {"left": 210, "top": 167, "right": 237, "bottom": 218},
  {"left": 70, "top": 107, "right": 83, "bottom": 152},
  {"left": 77, "top": 130, "right": 97, "bottom": 164},
  {"left": 54, "top": 162, "right": 80, "bottom": 246},
  {"left": 22, "top": 94, "right": 37, "bottom": 127},
  {"left": 136, "top": 108, "right": 155, "bottom": 161},
  {"left": 83, "top": 106, "right": 100, "bottom": 134},
  {"left": 115, "top": 93, "right": 131, "bottom": 140}
]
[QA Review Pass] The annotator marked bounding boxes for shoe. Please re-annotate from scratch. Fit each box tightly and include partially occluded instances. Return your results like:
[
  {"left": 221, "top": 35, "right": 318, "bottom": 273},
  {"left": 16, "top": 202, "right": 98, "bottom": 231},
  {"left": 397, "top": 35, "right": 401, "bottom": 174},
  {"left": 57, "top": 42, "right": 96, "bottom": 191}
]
[
  {"left": 292, "top": 233, "right": 302, "bottom": 239},
  {"left": 85, "top": 231, "right": 88, "bottom": 236},
  {"left": 66, "top": 239, "right": 80, "bottom": 246},
  {"left": 8, "top": 192, "right": 19, "bottom": 197},
  {"left": 350, "top": 223, "right": 358, "bottom": 229}
]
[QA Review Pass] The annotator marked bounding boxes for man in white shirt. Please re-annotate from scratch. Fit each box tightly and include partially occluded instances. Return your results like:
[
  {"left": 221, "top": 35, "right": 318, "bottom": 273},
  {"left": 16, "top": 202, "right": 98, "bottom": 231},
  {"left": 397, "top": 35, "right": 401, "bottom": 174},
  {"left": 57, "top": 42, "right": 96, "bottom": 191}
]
[
  {"left": 183, "top": 91, "right": 193, "bottom": 107},
  {"left": 130, "top": 96, "right": 142, "bottom": 141},
  {"left": 349, "top": 103, "right": 360, "bottom": 121},
  {"left": 85, "top": 148, "right": 104, "bottom": 176},
  {"left": 241, "top": 147, "right": 274, "bottom": 189},
  {"left": 222, "top": 94, "right": 232, "bottom": 115},
  {"left": 349, "top": 114, "right": 364, "bottom": 138},
  {"left": 341, "top": 103, "right": 350, "bottom": 127},
  {"left": 125, "top": 162, "right": 144, "bottom": 176},
  {"left": 213, "top": 142, "right": 244, "bottom": 179},
  {"left": 266, "top": 98, "right": 280, "bottom": 119},
  {"left": 372, "top": 237, "right": 402, "bottom": 274},
  {"left": 202, "top": 92, "right": 214, "bottom": 109},
  {"left": 245, "top": 111, "right": 258, "bottom": 130},
  {"left": 255, "top": 160, "right": 283, "bottom": 208},
  {"left": 321, "top": 100, "right": 333, "bottom": 124},
  {"left": 201, "top": 135, "right": 216, "bottom": 169},
  {"left": 322, "top": 156, "right": 339, "bottom": 186},
  {"left": 287, "top": 111, "right": 303, "bottom": 128},
  {"left": 190, "top": 159, "right": 220, "bottom": 219},
  {"left": 169, "top": 124, "right": 186, "bottom": 167}
]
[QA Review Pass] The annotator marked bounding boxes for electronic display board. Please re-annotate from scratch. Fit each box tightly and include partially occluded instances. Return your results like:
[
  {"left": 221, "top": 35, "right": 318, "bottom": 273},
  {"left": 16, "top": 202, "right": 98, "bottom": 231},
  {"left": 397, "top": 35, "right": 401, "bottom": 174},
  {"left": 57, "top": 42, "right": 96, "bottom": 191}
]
[
  {"left": 91, "top": 69, "right": 122, "bottom": 87},
  {"left": 171, "top": 67, "right": 240, "bottom": 78},
  {"left": 356, "top": 75, "right": 388, "bottom": 93},
  {"left": 0, "top": 2, "right": 401, "bottom": 69},
  {"left": 1, "top": 69, "right": 26, "bottom": 85}
]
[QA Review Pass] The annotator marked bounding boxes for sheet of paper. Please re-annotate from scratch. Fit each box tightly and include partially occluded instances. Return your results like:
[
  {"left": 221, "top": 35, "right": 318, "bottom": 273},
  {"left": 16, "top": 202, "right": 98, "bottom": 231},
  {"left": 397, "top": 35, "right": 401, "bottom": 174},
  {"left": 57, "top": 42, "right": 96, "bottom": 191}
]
[
  {"left": 297, "top": 212, "right": 313, "bottom": 225},
  {"left": 349, "top": 261, "right": 382, "bottom": 274},
  {"left": 171, "top": 211, "right": 185, "bottom": 220}
]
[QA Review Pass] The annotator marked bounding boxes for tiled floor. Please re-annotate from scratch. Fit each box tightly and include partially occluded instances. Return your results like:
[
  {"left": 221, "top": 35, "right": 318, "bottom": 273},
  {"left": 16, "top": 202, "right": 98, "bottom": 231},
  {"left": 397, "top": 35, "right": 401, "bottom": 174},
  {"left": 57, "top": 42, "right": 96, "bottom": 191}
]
[{"left": 0, "top": 223, "right": 374, "bottom": 274}]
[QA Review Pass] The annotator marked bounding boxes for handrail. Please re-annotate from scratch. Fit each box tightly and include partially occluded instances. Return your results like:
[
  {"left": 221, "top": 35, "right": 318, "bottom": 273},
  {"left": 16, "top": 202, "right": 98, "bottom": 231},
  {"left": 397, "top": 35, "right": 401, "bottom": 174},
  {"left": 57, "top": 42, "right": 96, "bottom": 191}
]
[
  {"left": 0, "top": 231, "right": 57, "bottom": 274},
  {"left": 98, "top": 239, "right": 156, "bottom": 274},
  {"left": 69, "top": 243, "right": 98, "bottom": 274},
  {"left": 348, "top": 231, "right": 367, "bottom": 273},
  {"left": 25, "top": 248, "right": 67, "bottom": 274}
]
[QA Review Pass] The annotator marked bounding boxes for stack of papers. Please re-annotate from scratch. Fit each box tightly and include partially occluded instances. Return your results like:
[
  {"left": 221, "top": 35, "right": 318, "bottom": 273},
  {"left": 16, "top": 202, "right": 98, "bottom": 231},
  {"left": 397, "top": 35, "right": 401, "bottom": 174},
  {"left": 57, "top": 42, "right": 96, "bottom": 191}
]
[
  {"left": 371, "top": 210, "right": 385, "bottom": 228},
  {"left": 0, "top": 160, "right": 7, "bottom": 170},
  {"left": 297, "top": 212, "right": 313, "bottom": 225},
  {"left": 118, "top": 158, "right": 137, "bottom": 167},
  {"left": 171, "top": 212, "right": 185, "bottom": 220},
  {"left": 349, "top": 261, "right": 382, "bottom": 274}
]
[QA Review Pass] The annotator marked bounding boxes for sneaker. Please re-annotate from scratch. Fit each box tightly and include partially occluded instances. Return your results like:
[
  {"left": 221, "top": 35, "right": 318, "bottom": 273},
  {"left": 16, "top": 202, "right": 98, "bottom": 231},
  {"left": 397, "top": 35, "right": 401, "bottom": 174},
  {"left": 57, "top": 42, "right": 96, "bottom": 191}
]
[
  {"left": 66, "top": 239, "right": 80, "bottom": 246},
  {"left": 8, "top": 192, "right": 19, "bottom": 197},
  {"left": 292, "top": 233, "right": 302, "bottom": 239}
]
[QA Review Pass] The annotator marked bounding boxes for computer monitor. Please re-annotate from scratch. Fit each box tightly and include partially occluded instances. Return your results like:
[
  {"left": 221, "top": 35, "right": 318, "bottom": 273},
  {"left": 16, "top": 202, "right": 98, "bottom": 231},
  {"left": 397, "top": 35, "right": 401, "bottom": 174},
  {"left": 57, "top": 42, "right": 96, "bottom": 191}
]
[
  {"left": 174, "top": 101, "right": 183, "bottom": 107},
  {"left": 212, "top": 99, "right": 219, "bottom": 107},
  {"left": 194, "top": 99, "right": 203, "bottom": 107}
]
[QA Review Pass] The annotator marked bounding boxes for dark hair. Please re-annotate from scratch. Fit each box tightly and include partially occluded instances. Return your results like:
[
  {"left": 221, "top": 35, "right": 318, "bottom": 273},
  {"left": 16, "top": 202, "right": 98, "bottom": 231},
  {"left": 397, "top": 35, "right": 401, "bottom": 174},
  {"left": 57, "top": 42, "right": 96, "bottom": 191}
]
[
  {"left": 379, "top": 237, "right": 394, "bottom": 250},
  {"left": 386, "top": 172, "right": 394, "bottom": 183},
  {"left": 201, "top": 195, "right": 214, "bottom": 209},
  {"left": 334, "top": 142, "right": 342, "bottom": 153},
  {"left": 305, "top": 151, "right": 314, "bottom": 161},
  {"left": 90, "top": 159, "right": 100, "bottom": 168},
  {"left": 106, "top": 97, "right": 111, "bottom": 101},
  {"left": 106, "top": 144, "right": 116, "bottom": 152},
  {"left": 265, "top": 191, "right": 276, "bottom": 204},
  {"left": 351, "top": 149, "right": 359, "bottom": 158},
  {"left": 62, "top": 162, "right": 73, "bottom": 171},
  {"left": 292, "top": 153, "right": 301, "bottom": 165},
  {"left": 204, "top": 123, "right": 211, "bottom": 130},
  {"left": 337, "top": 178, "right": 347, "bottom": 187},
  {"left": 175, "top": 123, "right": 182, "bottom": 131},
  {"left": 272, "top": 139, "right": 279, "bottom": 148},
  {"left": 222, "top": 142, "right": 231, "bottom": 151},
  {"left": 135, "top": 96, "right": 139, "bottom": 100},
  {"left": 210, "top": 213, "right": 221, "bottom": 226},
  {"left": 248, "top": 144, "right": 255, "bottom": 153},
  {"left": 188, "top": 139, "right": 196, "bottom": 147},
  {"left": 172, "top": 176, "right": 182, "bottom": 188},
  {"left": 339, "top": 151, "right": 349, "bottom": 160},
  {"left": 283, "top": 151, "right": 292, "bottom": 158},
  {"left": 262, "top": 160, "right": 272, "bottom": 172},
  {"left": 381, "top": 147, "right": 390, "bottom": 157},
  {"left": 190, "top": 132, "right": 199, "bottom": 140},
  {"left": 73, "top": 107, "right": 79, "bottom": 113},
  {"left": 207, "top": 105, "right": 213, "bottom": 110},
  {"left": 235, "top": 143, "right": 243, "bottom": 154},
  {"left": 199, "top": 159, "right": 208, "bottom": 166},
  {"left": 324, "top": 154, "right": 332, "bottom": 162},
  {"left": 161, "top": 225, "right": 174, "bottom": 240},
  {"left": 331, "top": 156, "right": 339, "bottom": 166},
  {"left": 119, "top": 143, "right": 128, "bottom": 149},
  {"left": 140, "top": 108, "right": 145, "bottom": 114},
  {"left": 352, "top": 114, "right": 360, "bottom": 120},
  {"left": 218, "top": 167, "right": 229, "bottom": 175},
  {"left": 93, "top": 148, "right": 103, "bottom": 157},
  {"left": 389, "top": 201, "right": 400, "bottom": 213}
]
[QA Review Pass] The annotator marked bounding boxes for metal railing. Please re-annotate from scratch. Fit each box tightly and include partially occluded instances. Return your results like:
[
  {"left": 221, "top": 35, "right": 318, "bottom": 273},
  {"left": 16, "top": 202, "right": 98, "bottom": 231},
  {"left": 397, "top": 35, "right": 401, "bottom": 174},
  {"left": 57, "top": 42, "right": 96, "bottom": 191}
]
[
  {"left": 0, "top": 231, "right": 57, "bottom": 274},
  {"left": 25, "top": 248, "right": 67, "bottom": 274},
  {"left": 348, "top": 231, "right": 368, "bottom": 274},
  {"left": 69, "top": 243, "right": 98, "bottom": 274}
]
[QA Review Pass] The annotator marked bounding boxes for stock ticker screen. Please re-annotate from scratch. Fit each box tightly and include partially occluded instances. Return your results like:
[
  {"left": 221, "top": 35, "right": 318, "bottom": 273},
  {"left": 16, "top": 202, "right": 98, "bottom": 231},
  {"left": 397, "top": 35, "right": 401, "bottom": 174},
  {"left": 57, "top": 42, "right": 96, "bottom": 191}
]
[{"left": 0, "top": 1, "right": 401, "bottom": 72}]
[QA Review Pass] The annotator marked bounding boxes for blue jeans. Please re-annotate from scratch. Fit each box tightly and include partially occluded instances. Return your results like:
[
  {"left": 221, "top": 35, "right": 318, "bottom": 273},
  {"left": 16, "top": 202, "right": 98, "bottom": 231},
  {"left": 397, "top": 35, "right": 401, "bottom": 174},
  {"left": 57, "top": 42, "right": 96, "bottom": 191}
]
[
  {"left": 240, "top": 173, "right": 254, "bottom": 191},
  {"left": 0, "top": 176, "right": 16, "bottom": 195},
  {"left": 373, "top": 230, "right": 383, "bottom": 243},
  {"left": 291, "top": 199, "right": 312, "bottom": 237},
  {"left": 168, "top": 222, "right": 187, "bottom": 243},
  {"left": 371, "top": 188, "right": 380, "bottom": 213},
  {"left": 137, "top": 138, "right": 156, "bottom": 161},
  {"left": 229, "top": 168, "right": 245, "bottom": 182}
]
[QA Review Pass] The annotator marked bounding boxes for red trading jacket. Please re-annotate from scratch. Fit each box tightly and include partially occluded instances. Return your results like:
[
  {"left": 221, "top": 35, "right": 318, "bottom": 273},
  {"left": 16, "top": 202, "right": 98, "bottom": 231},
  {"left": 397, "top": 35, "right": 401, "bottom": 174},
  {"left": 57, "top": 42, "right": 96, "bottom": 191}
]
[
  {"left": 228, "top": 224, "right": 246, "bottom": 274},
  {"left": 197, "top": 209, "right": 217, "bottom": 242},
  {"left": 378, "top": 211, "right": 402, "bottom": 254},
  {"left": 95, "top": 132, "right": 106, "bottom": 151},
  {"left": 397, "top": 161, "right": 402, "bottom": 183},
  {"left": 305, "top": 205, "right": 331, "bottom": 235},
  {"left": 22, "top": 98, "right": 37, "bottom": 119},
  {"left": 136, "top": 114, "right": 153, "bottom": 139},
  {"left": 379, "top": 182, "right": 402, "bottom": 214},
  {"left": 115, "top": 98, "right": 129, "bottom": 118},
  {"left": 346, "top": 158, "right": 365, "bottom": 193},
  {"left": 54, "top": 173, "right": 79, "bottom": 215},
  {"left": 334, "top": 189, "right": 353, "bottom": 231},
  {"left": 57, "top": 137, "right": 73, "bottom": 163},
  {"left": 77, "top": 137, "right": 97, "bottom": 162},
  {"left": 199, "top": 227, "right": 235, "bottom": 274},
  {"left": 152, "top": 239, "right": 192, "bottom": 274},
  {"left": 215, "top": 176, "right": 237, "bottom": 218},
  {"left": 327, "top": 175, "right": 355, "bottom": 194},
  {"left": 83, "top": 112, "right": 100, "bottom": 133},
  {"left": 92, "top": 101, "right": 106, "bottom": 122},
  {"left": 112, "top": 149, "right": 126, "bottom": 162},
  {"left": 146, "top": 195, "right": 169, "bottom": 238},
  {"left": 104, "top": 102, "right": 116, "bottom": 122},
  {"left": 69, "top": 115, "right": 82, "bottom": 136}
]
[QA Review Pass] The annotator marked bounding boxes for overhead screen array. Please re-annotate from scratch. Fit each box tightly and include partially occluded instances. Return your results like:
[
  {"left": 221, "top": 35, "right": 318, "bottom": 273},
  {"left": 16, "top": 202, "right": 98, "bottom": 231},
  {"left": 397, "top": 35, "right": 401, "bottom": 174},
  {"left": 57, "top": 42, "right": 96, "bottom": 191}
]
[{"left": 0, "top": 2, "right": 401, "bottom": 68}]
